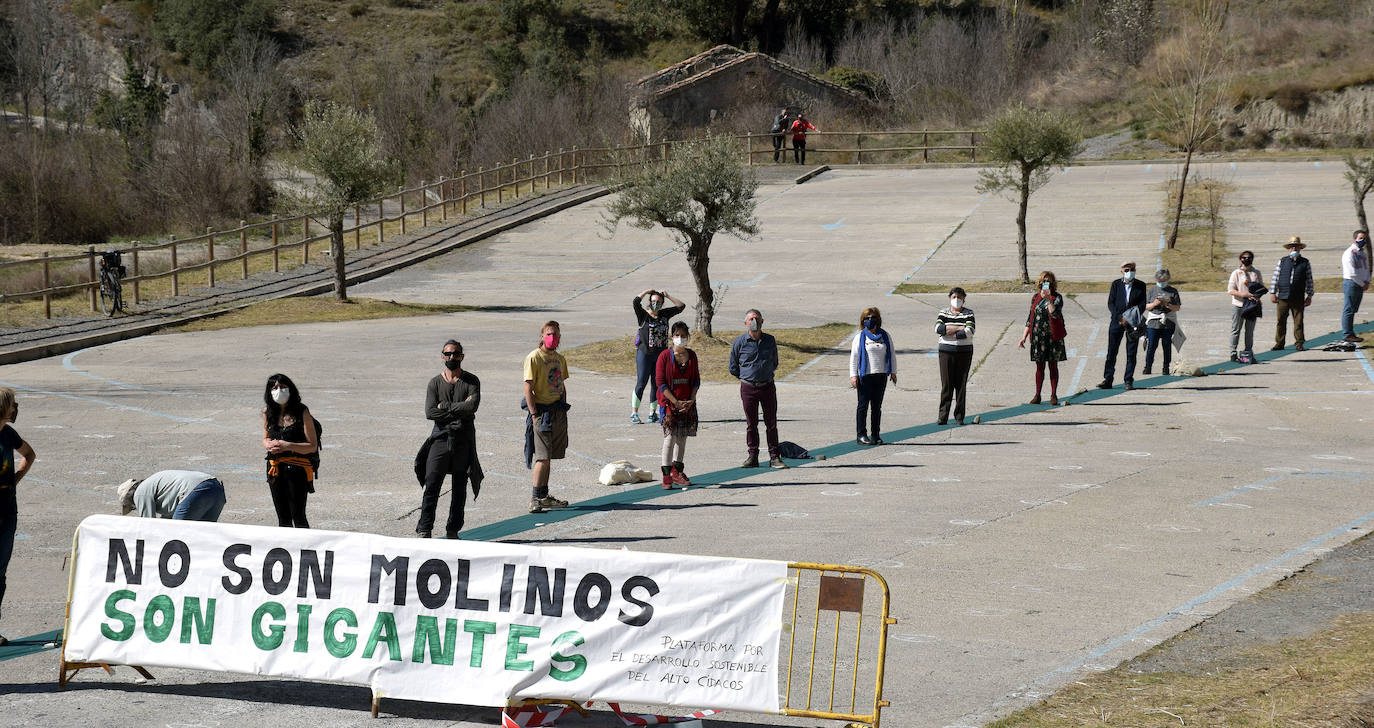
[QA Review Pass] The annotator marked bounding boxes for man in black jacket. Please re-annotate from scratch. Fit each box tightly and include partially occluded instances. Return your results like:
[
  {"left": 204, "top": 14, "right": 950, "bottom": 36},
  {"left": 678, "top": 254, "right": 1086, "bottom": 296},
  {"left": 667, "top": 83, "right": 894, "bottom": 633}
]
[
  {"left": 418, "top": 339, "right": 481, "bottom": 539},
  {"left": 770, "top": 108, "right": 791, "bottom": 163},
  {"left": 1270, "top": 236, "right": 1314, "bottom": 351},
  {"left": 1099, "top": 261, "right": 1147, "bottom": 390}
]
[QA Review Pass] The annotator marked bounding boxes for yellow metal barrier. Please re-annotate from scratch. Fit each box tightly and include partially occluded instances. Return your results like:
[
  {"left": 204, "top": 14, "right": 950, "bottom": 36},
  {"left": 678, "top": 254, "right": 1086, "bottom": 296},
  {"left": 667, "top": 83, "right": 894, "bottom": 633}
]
[{"left": 782, "top": 563, "right": 895, "bottom": 728}]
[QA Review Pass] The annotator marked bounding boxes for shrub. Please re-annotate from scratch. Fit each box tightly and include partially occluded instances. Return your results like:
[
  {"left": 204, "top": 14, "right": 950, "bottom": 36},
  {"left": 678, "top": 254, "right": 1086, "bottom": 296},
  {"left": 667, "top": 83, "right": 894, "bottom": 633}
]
[
  {"left": 347, "top": 2, "right": 368, "bottom": 17},
  {"left": 1242, "top": 128, "right": 1272, "bottom": 149},
  {"left": 153, "top": 0, "right": 276, "bottom": 74},
  {"left": 1272, "top": 83, "right": 1314, "bottom": 116},
  {"left": 824, "top": 65, "right": 889, "bottom": 101}
]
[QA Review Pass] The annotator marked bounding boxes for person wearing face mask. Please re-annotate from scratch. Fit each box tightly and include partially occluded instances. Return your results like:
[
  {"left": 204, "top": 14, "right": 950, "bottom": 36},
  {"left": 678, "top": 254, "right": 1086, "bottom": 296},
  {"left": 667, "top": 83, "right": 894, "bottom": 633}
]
[
  {"left": 262, "top": 373, "right": 318, "bottom": 528},
  {"left": 934, "top": 290, "right": 974, "bottom": 426},
  {"left": 1339, "top": 230, "right": 1370, "bottom": 343},
  {"left": 729, "top": 309, "right": 786, "bottom": 468},
  {"left": 655, "top": 321, "right": 700, "bottom": 488},
  {"left": 1270, "top": 236, "right": 1314, "bottom": 351},
  {"left": 1098, "top": 261, "right": 1147, "bottom": 390},
  {"left": 630, "top": 289, "right": 686, "bottom": 425},
  {"left": 849, "top": 306, "right": 898, "bottom": 443},
  {"left": 1142, "top": 269, "right": 1182, "bottom": 375},
  {"left": 418, "top": 340, "right": 482, "bottom": 539},
  {"left": 1227, "top": 250, "right": 1264, "bottom": 362},
  {"left": 0, "top": 387, "right": 36, "bottom": 647},
  {"left": 1018, "top": 271, "right": 1067, "bottom": 404},
  {"left": 523, "top": 321, "right": 571, "bottom": 513}
]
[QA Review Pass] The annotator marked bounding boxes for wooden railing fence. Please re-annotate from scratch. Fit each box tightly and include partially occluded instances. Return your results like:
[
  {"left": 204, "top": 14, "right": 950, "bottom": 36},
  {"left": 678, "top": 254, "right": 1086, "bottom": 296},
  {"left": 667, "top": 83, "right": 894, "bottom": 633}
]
[{"left": 1, "top": 131, "right": 978, "bottom": 317}]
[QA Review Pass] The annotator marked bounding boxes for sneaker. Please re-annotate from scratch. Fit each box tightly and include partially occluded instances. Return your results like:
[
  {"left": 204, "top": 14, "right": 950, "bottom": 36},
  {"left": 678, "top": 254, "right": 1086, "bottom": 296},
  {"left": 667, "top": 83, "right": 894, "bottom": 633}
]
[
  {"left": 1230, "top": 353, "right": 1240, "bottom": 362},
  {"left": 529, "top": 498, "right": 545, "bottom": 514},
  {"left": 630, "top": 412, "right": 642, "bottom": 424},
  {"left": 769, "top": 456, "right": 788, "bottom": 469},
  {"left": 648, "top": 409, "right": 659, "bottom": 423},
  {"left": 1343, "top": 335, "right": 1364, "bottom": 343},
  {"left": 538, "top": 495, "right": 569, "bottom": 510},
  {"left": 742, "top": 455, "right": 759, "bottom": 468}
]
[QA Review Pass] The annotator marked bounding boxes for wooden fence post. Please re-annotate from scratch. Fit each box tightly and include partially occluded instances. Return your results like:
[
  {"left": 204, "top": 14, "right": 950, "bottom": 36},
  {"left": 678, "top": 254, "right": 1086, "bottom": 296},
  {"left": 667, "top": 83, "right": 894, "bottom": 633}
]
[
  {"left": 557, "top": 150, "right": 564, "bottom": 186},
  {"left": 87, "top": 246, "right": 97, "bottom": 312},
  {"left": 41, "top": 251, "right": 50, "bottom": 319},
  {"left": 747, "top": 132, "right": 753, "bottom": 166},
  {"left": 131, "top": 244, "right": 140, "bottom": 306},
  {"left": 239, "top": 220, "right": 248, "bottom": 280},
  {"left": 302, "top": 216, "right": 310, "bottom": 264},
  {"left": 271, "top": 215, "right": 280, "bottom": 272},
  {"left": 856, "top": 132, "right": 863, "bottom": 165},
  {"left": 460, "top": 171, "right": 468, "bottom": 215},
  {"left": 571, "top": 147, "right": 578, "bottom": 185},
  {"left": 399, "top": 187, "right": 407, "bottom": 235},
  {"left": 438, "top": 176, "right": 447, "bottom": 221},
  {"left": 970, "top": 131, "right": 977, "bottom": 161},
  {"left": 354, "top": 205, "right": 362, "bottom": 249},
  {"left": 171, "top": 236, "right": 179, "bottom": 297},
  {"left": 923, "top": 130, "right": 929, "bottom": 163},
  {"left": 377, "top": 199, "right": 384, "bottom": 243},
  {"left": 542, "top": 151, "right": 550, "bottom": 189},
  {"left": 421, "top": 181, "right": 429, "bottom": 227},
  {"left": 479, "top": 166, "right": 486, "bottom": 208},
  {"left": 206, "top": 226, "right": 216, "bottom": 288}
]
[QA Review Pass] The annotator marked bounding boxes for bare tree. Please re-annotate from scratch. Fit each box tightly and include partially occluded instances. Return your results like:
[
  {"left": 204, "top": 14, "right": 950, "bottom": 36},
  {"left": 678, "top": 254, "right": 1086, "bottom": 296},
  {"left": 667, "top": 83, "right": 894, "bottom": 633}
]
[
  {"left": 4, "top": 0, "right": 69, "bottom": 123},
  {"left": 1153, "top": 0, "right": 1231, "bottom": 250},
  {"left": 1343, "top": 153, "right": 1374, "bottom": 237},
  {"left": 215, "top": 34, "right": 286, "bottom": 168}
]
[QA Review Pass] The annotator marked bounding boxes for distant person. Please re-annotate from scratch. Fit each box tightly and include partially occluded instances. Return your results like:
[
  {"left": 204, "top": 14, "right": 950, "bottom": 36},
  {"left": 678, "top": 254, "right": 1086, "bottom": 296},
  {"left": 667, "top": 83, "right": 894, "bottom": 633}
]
[
  {"left": 1227, "top": 250, "right": 1264, "bottom": 362},
  {"left": 524, "top": 320, "right": 571, "bottom": 513},
  {"left": 1098, "top": 261, "right": 1146, "bottom": 390},
  {"left": 418, "top": 340, "right": 482, "bottom": 539},
  {"left": 0, "top": 388, "right": 36, "bottom": 647},
  {"left": 1142, "top": 268, "right": 1182, "bottom": 375},
  {"left": 935, "top": 288, "right": 975, "bottom": 425},
  {"left": 849, "top": 306, "right": 897, "bottom": 444},
  {"left": 261, "top": 373, "right": 318, "bottom": 528},
  {"left": 630, "top": 289, "right": 685, "bottom": 424},
  {"left": 1018, "top": 271, "right": 1067, "bottom": 405},
  {"left": 770, "top": 107, "right": 792, "bottom": 163},
  {"left": 1270, "top": 236, "right": 1313, "bottom": 351},
  {"left": 729, "top": 309, "right": 786, "bottom": 468},
  {"left": 118, "top": 470, "right": 226, "bottom": 522},
  {"left": 1340, "top": 230, "right": 1369, "bottom": 342},
  {"left": 656, "top": 321, "right": 700, "bottom": 489},
  {"left": 790, "top": 114, "right": 817, "bottom": 164}
]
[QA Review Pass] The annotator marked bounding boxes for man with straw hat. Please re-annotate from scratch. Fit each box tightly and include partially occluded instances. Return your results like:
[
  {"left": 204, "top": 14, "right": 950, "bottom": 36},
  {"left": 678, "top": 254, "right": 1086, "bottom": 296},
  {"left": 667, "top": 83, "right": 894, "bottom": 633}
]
[{"left": 1269, "top": 236, "right": 1314, "bottom": 351}]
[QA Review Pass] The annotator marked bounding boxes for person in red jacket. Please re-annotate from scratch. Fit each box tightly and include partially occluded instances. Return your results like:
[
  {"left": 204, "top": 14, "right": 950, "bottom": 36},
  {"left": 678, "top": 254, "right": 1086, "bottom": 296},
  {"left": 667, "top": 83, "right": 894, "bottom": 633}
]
[
  {"left": 790, "top": 114, "right": 817, "bottom": 164},
  {"left": 655, "top": 321, "right": 700, "bottom": 489}
]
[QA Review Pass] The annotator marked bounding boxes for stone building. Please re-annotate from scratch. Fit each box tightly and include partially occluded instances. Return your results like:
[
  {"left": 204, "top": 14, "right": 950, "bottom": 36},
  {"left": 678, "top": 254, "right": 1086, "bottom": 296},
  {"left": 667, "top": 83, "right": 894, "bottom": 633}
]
[{"left": 630, "top": 45, "right": 868, "bottom": 140}]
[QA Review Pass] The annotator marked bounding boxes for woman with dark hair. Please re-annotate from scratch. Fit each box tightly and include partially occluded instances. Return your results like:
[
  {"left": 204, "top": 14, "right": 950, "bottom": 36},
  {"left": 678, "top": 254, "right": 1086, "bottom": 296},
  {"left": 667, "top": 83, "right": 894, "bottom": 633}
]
[
  {"left": 261, "top": 373, "right": 318, "bottom": 528},
  {"left": 0, "top": 387, "right": 35, "bottom": 646},
  {"left": 655, "top": 321, "right": 700, "bottom": 489},
  {"left": 849, "top": 306, "right": 897, "bottom": 445},
  {"left": 630, "top": 289, "right": 685, "bottom": 424},
  {"left": 1017, "top": 271, "right": 1067, "bottom": 405}
]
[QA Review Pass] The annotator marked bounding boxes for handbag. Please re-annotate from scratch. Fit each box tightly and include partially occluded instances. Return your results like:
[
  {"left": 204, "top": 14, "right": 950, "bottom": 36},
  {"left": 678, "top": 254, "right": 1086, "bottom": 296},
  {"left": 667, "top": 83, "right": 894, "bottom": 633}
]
[{"left": 1050, "top": 312, "right": 1067, "bottom": 341}]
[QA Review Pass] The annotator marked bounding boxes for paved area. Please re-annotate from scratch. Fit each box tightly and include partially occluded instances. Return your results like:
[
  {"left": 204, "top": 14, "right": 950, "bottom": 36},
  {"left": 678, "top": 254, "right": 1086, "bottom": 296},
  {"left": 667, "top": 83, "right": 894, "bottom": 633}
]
[{"left": 0, "top": 164, "right": 1370, "bottom": 728}]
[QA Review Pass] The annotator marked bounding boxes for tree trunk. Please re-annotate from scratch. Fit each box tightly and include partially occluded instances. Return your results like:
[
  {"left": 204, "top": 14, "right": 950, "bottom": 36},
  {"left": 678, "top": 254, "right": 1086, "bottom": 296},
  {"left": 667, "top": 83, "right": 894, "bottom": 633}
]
[
  {"left": 330, "top": 214, "right": 347, "bottom": 302},
  {"left": 685, "top": 237, "right": 715, "bottom": 338},
  {"left": 1355, "top": 188, "right": 1369, "bottom": 239},
  {"left": 731, "top": 0, "right": 749, "bottom": 47},
  {"left": 759, "top": 0, "right": 783, "bottom": 54},
  {"left": 1016, "top": 167, "right": 1031, "bottom": 284},
  {"left": 1168, "top": 148, "right": 1194, "bottom": 249}
]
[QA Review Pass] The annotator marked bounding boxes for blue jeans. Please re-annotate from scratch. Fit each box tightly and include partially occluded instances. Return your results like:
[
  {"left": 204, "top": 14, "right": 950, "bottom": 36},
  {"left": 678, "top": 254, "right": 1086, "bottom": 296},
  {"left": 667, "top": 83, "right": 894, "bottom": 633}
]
[
  {"left": 1144, "top": 327, "right": 1174, "bottom": 373},
  {"left": 172, "top": 478, "right": 226, "bottom": 522},
  {"left": 633, "top": 348, "right": 663, "bottom": 409},
  {"left": 1342, "top": 279, "right": 1365, "bottom": 337}
]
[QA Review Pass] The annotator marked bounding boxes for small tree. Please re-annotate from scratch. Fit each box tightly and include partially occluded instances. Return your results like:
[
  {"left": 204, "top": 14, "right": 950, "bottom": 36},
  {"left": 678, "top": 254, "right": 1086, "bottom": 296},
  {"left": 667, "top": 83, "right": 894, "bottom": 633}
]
[
  {"left": 1343, "top": 153, "right": 1374, "bottom": 237},
  {"left": 975, "top": 105, "right": 1081, "bottom": 284},
  {"left": 603, "top": 137, "right": 760, "bottom": 337},
  {"left": 294, "top": 102, "right": 392, "bottom": 301}
]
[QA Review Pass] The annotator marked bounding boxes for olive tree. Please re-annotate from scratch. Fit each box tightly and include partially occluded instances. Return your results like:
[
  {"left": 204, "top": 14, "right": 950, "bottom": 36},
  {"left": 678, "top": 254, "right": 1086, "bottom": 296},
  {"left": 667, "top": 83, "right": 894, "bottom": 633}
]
[
  {"left": 1343, "top": 153, "right": 1374, "bottom": 237},
  {"left": 975, "top": 105, "right": 1081, "bottom": 284},
  {"left": 603, "top": 137, "right": 760, "bottom": 337},
  {"left": 294, "top": 102, "right": 393, "bottom": 301}
]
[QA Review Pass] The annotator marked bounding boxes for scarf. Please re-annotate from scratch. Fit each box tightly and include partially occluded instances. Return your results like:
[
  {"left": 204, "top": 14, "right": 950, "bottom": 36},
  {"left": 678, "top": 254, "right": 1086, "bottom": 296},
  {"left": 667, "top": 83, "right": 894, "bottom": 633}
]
[{"left": 856, "top": 328, "right": 894, "bottom": 376}]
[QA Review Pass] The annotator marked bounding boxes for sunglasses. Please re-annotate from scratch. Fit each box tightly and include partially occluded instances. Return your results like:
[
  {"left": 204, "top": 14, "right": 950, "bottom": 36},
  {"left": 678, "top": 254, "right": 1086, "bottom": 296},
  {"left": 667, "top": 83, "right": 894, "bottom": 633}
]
[{"left": 442, "top": 350, "right": 462, "bottom": 358}]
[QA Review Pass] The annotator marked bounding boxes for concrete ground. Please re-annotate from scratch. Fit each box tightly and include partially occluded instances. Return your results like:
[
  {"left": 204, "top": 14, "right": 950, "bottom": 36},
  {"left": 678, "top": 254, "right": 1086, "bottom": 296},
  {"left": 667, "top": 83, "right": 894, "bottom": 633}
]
[{"left": 0, "top": 162, "right": 1370, "bottom": 728}]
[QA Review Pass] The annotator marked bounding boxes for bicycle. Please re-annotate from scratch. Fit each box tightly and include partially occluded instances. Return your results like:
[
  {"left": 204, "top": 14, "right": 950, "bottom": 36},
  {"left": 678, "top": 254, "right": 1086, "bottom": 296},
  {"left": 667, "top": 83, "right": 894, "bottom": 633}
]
[{"left": 98, "top": 250, "right": 126, "bottom": 316}]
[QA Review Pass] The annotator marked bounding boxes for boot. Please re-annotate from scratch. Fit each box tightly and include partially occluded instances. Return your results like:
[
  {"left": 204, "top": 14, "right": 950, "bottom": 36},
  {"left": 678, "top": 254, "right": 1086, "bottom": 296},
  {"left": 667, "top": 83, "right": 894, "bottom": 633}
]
[
  {"left": 671, "top": 461, "right": 691, "bottom": 486},
  {"left": 661, "top": 465, "right": 674, "bottom": 489}
]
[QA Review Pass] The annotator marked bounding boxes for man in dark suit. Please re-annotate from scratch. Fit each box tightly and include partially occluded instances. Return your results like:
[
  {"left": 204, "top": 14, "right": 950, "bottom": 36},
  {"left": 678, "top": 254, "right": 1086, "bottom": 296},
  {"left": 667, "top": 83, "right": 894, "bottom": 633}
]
[{"left": 1099, "top": 261, "right": 1148, "bottom": 390}]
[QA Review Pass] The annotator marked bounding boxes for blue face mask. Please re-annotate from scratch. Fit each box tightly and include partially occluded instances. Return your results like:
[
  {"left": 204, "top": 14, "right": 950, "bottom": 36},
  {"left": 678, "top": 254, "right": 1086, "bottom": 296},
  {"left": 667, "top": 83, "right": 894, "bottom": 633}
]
[
  {"left": 1123, "top": 270, "right": 1135, "bottom": 281},
  {"left": 1289, "top": 250, "right": 1300, "bottom": 259},
  {"left": 864, "top": 318, "right": 878, "bottom": 331}
]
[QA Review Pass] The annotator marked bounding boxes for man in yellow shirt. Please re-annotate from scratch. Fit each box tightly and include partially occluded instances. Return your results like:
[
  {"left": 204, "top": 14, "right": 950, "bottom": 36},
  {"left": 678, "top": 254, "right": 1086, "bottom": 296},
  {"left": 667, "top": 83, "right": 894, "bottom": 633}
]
[{"left": 523, "top": 320, "right": 571, "bottom": 513}]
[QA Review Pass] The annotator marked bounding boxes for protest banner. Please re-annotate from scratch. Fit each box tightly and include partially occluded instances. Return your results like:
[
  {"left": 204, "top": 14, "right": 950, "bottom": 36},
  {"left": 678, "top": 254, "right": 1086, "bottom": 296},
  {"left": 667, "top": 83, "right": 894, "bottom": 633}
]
[{"left": 64, "top": 515, "right": 787, "bottom": 711}]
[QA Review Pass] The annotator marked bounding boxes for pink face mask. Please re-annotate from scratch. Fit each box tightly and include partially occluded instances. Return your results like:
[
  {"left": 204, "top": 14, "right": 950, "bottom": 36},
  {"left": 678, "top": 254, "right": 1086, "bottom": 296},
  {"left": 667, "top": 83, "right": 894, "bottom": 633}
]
[{"left": 543, "top": 333, "right": 560, "bottom": 350}]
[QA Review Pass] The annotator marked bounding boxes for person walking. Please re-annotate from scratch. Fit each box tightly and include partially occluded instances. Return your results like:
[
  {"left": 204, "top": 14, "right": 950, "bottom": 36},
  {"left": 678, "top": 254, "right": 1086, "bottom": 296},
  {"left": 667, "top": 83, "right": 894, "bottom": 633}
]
[
  {"left": 656, "top": 321, "right": 700, "bottom": 489},
  {"left": 1098, "top": 261, "right": 1147, "bottom": 390},
  {"left": 1018, "top": 271, "right": 1067, "bottom": 405},
  {"left": 524, "top": 321, "right": 571, "bottom": 513},
  {"left": 418, "top": 340, "right": 482, "bottom": 539},
  {"left": 790, "top": 114, "right": 817, "bottom": 164},
  {"left": 1227, "top": 250, "right": 1264, "bottom": 362},
  {"left": 630, "top": 289, "right": 685, "bottom": 424},
  {"left": 1340, "top": 230, "right": 1370, "bottom": 342},
  {"left": 117, "top": 470, "right": 226, "bottom": 521},
  {"left": 935, "top": 289, "right": 975, "bottom": 425},
  {"left": 1270, "top": 236, "right": 1314, "bottom": 351},
  {"left": 0, "top": 388, "right": 35, "bottom": 647},
  {"left": 849, "top": 307, "right": 897, "bottom": 444},
  {"left": 729, "top": 309, "right": 786, "bottom": 468},
  {"left": 261, "top": 373, "right": 318, "bottom": 528},
  {"left": 1142, "top": 269, "right": 1182, "bottom": 375},
  {"left": 770, "top": 107, "right": 792, "bottom": 163}
]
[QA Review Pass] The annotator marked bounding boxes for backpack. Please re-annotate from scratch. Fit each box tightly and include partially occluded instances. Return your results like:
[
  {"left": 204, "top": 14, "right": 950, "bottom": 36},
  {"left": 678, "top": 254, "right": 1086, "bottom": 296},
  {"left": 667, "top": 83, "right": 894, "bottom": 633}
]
[{"left": 308, "top": 416, "right": 323, "bottom": 476}]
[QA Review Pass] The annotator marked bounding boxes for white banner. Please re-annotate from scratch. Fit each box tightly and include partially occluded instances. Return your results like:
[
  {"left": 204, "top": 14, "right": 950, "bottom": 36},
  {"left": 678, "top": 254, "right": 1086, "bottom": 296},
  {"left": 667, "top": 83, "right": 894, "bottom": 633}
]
[{"left": 65, "top": 515, "right": 788, "bottom": 712}]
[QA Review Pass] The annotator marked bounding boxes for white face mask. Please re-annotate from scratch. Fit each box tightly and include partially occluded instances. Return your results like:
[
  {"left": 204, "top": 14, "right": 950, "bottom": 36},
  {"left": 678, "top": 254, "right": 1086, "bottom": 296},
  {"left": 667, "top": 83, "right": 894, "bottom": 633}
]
[
  {"left": 271, "top": 388, "right": 290, "bottom": 405},
  {"left": 950, "top": 297, "right": 963, "bottom": 309},
  {"left": 672, "top": 336, "right": 686, "bottom": 348}
]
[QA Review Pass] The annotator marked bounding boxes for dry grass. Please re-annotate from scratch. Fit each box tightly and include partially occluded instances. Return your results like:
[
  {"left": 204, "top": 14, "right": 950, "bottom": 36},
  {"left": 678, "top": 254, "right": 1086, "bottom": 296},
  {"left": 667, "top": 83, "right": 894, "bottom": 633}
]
[
  {"left": 987, "top": 612, "right": 1374, "bottom": 727},
  {"left": 562, "top": 323, "right": 853, "bottom": 383},
  {"left": 895, "top": 281, "right": 1112, "bottom": 294},
  {"left": 162, "top": 297, "right": 476, "bottom": 334}
]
